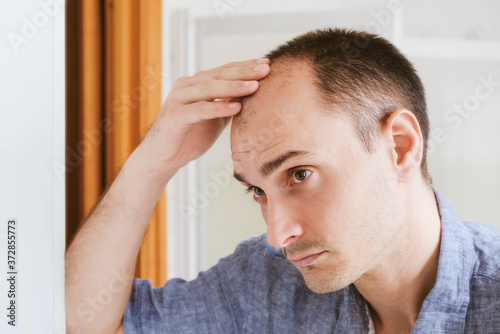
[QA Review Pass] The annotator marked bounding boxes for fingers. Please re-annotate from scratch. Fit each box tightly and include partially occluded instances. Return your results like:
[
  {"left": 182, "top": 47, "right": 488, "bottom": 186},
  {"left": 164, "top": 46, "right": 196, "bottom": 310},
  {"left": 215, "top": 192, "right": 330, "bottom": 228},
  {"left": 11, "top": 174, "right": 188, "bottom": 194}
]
[
  {"left": 195, "top": 59, "right": 271, "bottom": 82},
  {"left": 171, "top": 59, "right": 270, "bottom": 103},
  {"left": 181, "top": 100, "right": 242, "bottom": 124},
  {"left": 180, "top": 79, "right": 262, "bottom": 104},
  {"left": 164, "top": 58, "right": 270, "bottom": 127},
  {"left": 223, "top": 58, "right": 270, "bottom": 68},
  {"left": 144, "top": 59, "right": 271, "bottom": 169}
]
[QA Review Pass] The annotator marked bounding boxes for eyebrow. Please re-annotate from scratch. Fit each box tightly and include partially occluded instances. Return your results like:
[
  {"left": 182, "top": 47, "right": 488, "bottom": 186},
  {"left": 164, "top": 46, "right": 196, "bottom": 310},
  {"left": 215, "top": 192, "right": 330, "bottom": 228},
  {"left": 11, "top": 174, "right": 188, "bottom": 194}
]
[{"left": 233, "top": 150, "right": 311, "bottom": 184}]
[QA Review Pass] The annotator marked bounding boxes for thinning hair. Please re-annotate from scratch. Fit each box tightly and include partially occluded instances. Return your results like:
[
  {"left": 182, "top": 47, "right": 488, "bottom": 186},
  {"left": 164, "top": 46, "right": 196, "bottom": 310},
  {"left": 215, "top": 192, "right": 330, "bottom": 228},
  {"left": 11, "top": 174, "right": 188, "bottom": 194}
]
[{"left": 265, "top": 28, "right": 430, "bottom": 182}]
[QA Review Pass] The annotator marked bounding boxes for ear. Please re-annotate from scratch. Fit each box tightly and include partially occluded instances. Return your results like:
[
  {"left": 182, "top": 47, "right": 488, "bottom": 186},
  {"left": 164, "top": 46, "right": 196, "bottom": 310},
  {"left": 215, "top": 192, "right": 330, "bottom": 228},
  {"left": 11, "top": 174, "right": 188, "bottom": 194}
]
[{"left": 380, "top": 109, "right": 424, "bottom": 181}]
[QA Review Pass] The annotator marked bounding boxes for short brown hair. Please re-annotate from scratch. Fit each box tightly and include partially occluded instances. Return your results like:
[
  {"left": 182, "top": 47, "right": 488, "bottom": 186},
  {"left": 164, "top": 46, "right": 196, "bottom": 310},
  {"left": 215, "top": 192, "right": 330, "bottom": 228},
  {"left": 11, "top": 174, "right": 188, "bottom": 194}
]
[{"left": 265, "top": 28, "right": 430, "bottom": 181}]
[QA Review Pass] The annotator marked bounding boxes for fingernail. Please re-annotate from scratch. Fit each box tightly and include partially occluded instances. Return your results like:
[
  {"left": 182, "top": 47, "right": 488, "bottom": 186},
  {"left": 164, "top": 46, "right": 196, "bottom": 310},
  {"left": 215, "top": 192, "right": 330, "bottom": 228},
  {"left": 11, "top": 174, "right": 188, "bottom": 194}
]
[
  {"left": 243, "top": 81, "right": 253, "bottom": 87},
  {"left": 229, "top": 102, "right": 237, "bottom": 108},
  {"left": 254, "top": 64, "right": 264, "bottom": 71},
  {"left": 256, "top": 58, "right": 269, "bottom": 64}
]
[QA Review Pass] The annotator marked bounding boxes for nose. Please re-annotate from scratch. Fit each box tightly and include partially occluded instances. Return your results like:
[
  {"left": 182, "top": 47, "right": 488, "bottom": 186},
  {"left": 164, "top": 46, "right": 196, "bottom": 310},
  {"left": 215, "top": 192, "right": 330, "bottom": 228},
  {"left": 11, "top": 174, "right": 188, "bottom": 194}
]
[{"left": 264, "top": 197, "right": 304, "bottom": 248}]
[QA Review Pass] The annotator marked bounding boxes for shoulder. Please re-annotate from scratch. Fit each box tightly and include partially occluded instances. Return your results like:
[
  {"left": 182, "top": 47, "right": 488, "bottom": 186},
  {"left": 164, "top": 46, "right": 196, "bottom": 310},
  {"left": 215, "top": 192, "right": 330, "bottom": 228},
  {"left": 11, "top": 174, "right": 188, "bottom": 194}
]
[
  {"left": 217, "top": 234, "right": 298, "bottom": 283},
  {"left": 462, "top": 221, "right": 500, "bottom": 279},
  {"left": 460, "top": 222, "right": 500, "bottom": 330},
  {"left": 228, "top": 234, "right": 283, "bottom": 261}
]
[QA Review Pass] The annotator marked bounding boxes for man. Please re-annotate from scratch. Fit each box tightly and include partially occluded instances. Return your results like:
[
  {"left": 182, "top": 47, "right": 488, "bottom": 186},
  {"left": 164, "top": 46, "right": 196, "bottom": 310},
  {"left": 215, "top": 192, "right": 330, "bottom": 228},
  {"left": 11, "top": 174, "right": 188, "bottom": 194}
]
[{"left": 65, "top": 29, "right": 500, "bottom": 333}]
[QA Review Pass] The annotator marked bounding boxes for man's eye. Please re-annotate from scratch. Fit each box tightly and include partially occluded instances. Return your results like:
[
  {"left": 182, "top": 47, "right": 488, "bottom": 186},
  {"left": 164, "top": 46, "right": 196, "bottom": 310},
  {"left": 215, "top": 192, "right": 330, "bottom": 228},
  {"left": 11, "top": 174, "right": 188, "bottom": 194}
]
[
  {"left": 248, "top": 186, "right": 265, "bottom": 198},
  {"left": 292, "top": 170, "right": 311, "bottom": 183}
]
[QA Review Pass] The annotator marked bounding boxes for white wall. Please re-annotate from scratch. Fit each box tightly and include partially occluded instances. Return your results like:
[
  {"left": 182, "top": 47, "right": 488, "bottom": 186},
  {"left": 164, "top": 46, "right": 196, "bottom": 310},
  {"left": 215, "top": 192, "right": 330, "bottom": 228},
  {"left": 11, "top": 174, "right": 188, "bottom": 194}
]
[
  {"left": 165, "top": 0, "right": 500, "bottom": 275},
  {"left": 0, "top": 0, "right": 65, "bottom": 332}
]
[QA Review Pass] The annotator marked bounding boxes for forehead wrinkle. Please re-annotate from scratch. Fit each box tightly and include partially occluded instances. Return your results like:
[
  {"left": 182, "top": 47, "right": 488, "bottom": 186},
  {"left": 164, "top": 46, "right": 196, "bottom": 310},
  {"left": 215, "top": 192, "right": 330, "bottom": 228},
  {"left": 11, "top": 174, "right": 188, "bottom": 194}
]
[
  {"left": 232, "top": 120, "right": 291, "bottom": 158},
  {"left": 231, "top": 145, "right": 258, "bottom": 161}
]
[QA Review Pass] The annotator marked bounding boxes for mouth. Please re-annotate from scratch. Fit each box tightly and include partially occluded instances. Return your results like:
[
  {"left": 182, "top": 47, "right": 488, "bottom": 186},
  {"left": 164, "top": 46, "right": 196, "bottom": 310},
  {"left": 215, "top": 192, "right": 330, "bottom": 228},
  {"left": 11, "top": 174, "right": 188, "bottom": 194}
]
[{"left": 288, "top": 251, "right": 326, "bottom": 268}]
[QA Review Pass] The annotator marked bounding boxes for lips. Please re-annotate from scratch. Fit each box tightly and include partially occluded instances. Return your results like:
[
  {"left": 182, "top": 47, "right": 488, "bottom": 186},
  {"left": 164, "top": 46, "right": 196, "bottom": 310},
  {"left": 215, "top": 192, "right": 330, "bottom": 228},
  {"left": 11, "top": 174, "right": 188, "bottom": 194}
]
[{"left": 288, "top": 251, "right": 325, "bottom": 268}]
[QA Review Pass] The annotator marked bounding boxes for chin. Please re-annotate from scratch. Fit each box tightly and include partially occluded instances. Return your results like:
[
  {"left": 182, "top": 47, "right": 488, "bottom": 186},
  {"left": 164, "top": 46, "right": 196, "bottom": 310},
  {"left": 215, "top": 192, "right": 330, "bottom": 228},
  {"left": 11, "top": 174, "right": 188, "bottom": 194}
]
[{"left": 301, "top": 271, "right": 353, "bottom": 294}]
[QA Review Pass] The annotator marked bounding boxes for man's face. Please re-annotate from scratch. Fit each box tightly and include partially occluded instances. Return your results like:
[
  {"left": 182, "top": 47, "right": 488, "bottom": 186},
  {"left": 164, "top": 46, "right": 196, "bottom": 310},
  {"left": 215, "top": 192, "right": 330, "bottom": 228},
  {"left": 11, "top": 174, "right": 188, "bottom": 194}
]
[{"left": 230, "top": 61, "right": 406, "bottom": 294}]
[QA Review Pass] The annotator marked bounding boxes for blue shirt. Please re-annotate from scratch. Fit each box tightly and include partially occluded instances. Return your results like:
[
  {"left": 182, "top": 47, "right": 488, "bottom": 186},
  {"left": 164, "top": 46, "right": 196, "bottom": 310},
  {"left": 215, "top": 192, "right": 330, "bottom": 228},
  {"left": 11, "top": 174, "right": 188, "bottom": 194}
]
[{"left": 123, "top": 189, "right": 500, "bottom": 333}]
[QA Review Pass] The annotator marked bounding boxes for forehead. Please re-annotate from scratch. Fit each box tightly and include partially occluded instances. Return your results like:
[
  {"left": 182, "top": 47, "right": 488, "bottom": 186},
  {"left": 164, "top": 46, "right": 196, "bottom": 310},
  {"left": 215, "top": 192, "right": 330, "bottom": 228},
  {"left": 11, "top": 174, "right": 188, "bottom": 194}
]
[
  {"left": 228, "top": 61, "right": 364, "bottom": 185},
  {"left": 229, "top": 61, "right": 372, "bottom": 187},
  {"left": 233, "top": 62, "right": 308, "bottom": 131},
  {"left": 230, "top": 61, "right": 322, "bottom": 154}
]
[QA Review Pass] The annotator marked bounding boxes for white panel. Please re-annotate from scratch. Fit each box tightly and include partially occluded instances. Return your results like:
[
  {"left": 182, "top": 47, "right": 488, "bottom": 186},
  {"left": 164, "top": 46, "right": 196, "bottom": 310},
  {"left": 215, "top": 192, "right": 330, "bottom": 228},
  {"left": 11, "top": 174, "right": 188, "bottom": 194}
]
[
  {"left": 52, "top": 0, "right": 66, "bottom": 331},
  {"left": 167, "top": 10, "right": 206, "bottom": 280},
  {"left": 0, "top": 0, "right": 65, "bottom": 332}
]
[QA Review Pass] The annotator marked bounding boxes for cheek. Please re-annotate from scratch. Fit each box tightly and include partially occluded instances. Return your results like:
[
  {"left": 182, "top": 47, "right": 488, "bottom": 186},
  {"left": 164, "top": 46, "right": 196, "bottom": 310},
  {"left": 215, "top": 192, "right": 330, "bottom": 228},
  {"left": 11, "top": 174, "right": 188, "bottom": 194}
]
[
  {"left": 318, "top": 167, "right": 363, "bottom": 218},
  {"left": 303, "top": 177, "right": 355, "bottom": 243},
  {"left": 348, "top": 163, "right": 402, "bottom": 246},
  {"left": 315, "top": 162, "right": 388, "bottom": 246}
]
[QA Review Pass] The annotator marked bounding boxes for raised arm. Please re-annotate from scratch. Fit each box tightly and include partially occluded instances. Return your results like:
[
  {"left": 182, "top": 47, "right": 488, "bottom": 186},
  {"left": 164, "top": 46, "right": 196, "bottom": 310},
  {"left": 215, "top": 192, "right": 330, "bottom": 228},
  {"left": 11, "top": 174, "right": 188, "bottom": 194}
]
[{"left": 65, "top": 59, "right": 270, "bottom": 334}]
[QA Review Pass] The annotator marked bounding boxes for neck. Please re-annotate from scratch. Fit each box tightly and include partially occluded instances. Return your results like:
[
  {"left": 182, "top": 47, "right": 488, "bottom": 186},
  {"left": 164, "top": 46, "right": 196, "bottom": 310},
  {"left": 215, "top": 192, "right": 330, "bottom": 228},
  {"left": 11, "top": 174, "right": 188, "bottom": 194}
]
[{"left": 354, "top": 181, "right": 442, "bottom": 333}]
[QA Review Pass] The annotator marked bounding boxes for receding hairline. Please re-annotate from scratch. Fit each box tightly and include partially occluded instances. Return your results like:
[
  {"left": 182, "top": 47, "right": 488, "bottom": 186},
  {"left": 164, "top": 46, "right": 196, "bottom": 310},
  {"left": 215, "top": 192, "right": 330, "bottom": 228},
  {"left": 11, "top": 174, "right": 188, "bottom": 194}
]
[{"left": 234, "top": 59, "right": 317, "bottom": 133}]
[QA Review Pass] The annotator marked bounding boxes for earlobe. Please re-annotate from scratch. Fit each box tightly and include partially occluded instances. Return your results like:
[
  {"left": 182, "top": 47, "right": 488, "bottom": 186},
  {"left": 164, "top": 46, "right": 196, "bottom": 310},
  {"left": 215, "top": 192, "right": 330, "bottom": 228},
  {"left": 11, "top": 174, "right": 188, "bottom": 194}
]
[{"left": 382, "top": 109, "right": 424, "bottom": 181}]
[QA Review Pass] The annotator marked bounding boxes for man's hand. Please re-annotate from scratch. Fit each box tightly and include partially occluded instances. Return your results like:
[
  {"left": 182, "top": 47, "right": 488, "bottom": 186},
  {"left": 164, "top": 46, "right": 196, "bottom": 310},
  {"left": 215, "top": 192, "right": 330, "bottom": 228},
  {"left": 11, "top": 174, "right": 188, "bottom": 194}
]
[
  {"left": 141, "top": 58, "right": 271, "bottom": 176},
  {"left": 65, "top": 59, "right": 270, "bottom": 334}
]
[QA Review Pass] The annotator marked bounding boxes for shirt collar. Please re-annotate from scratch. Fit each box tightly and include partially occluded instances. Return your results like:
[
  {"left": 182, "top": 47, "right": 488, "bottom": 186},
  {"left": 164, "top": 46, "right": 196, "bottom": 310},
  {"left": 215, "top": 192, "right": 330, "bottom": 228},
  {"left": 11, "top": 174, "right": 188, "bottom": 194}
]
[{"left": 411, "top": 186, "right": 475, "bottom": 332}]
